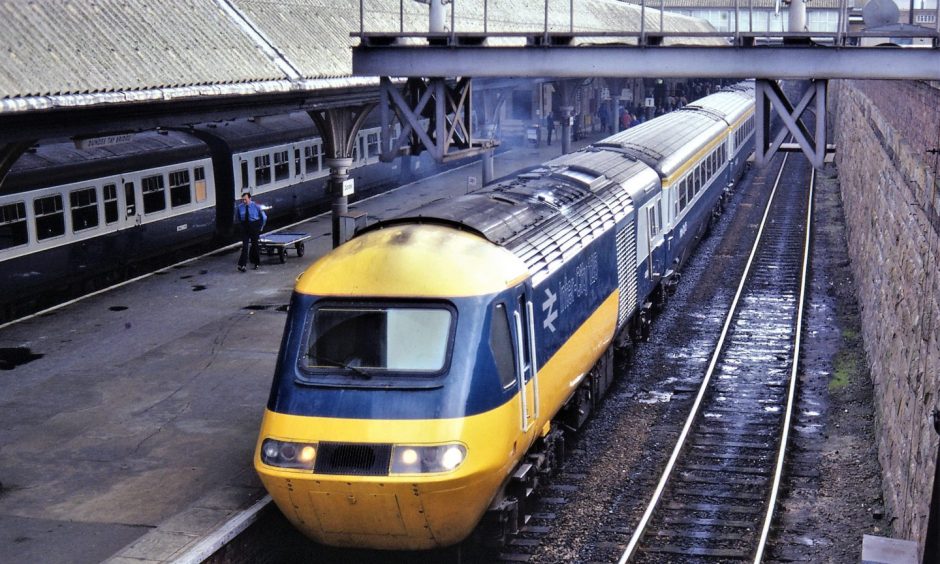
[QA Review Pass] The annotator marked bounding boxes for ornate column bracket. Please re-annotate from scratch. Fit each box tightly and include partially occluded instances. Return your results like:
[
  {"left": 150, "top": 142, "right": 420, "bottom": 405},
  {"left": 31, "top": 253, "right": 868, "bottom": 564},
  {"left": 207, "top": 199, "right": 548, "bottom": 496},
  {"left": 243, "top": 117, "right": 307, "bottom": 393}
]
[{"left": 0, "top": 141, "right": 36, "bottom": 190}]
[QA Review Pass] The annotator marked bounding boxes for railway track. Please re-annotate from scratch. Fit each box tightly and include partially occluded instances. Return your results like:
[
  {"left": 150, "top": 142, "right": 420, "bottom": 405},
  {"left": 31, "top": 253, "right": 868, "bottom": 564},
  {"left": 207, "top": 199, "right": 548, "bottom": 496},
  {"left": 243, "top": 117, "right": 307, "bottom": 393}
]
[{"left": 619, "top": 152, "right": 814, "bottom": 563}]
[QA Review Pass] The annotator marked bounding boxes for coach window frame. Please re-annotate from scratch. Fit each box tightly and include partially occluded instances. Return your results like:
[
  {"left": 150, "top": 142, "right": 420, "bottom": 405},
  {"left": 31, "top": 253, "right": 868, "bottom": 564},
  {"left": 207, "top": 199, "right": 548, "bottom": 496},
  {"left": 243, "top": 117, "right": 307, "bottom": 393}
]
[
  {"left": 0, "top": 201, "right": 28, "bottom": 251},
  {"left": 69, "top": 186, "right": 100, "bottom": 233}
]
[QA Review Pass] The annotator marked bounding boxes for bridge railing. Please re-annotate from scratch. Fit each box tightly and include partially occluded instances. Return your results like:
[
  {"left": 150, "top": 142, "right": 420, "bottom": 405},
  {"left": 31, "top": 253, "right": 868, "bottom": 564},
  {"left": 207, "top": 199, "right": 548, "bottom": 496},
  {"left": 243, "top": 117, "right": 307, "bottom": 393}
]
[{"left": 354, "top": 0, "right": 939, "bottom": 48}]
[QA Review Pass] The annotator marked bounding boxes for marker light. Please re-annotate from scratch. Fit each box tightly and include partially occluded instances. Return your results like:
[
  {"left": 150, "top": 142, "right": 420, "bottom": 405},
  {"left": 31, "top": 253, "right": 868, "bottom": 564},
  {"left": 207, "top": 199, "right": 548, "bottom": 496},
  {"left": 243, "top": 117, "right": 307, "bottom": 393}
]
[
  {"left": 390, "top": 444, "right": 467, "bottom": 474},
  {"left": 260, "top": 438, "right": 318, "bottom": 470}
]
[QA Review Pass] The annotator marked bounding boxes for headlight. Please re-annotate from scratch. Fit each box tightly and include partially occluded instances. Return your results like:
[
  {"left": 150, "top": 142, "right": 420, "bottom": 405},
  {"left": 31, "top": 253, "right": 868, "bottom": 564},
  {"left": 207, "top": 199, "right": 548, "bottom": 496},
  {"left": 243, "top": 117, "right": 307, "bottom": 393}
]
[
  {"left": 390, "top": 444, "right": 467, "bottom": 474},
  {"left": 260, "top": 438, "right": 318, "bottom": 470}
]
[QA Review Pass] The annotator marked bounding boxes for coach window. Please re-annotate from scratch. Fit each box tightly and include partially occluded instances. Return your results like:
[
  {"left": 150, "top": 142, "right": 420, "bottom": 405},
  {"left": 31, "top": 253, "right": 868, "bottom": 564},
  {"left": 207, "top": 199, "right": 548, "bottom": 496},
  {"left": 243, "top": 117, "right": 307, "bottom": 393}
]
[
  {"left": 194, "top": 167, "right": 208, "bottom": 203},
  {"left": 103, "top": 184, "right": 119, "bottom": 224},
  {"left": 34, "top": 195, "right": 65, "bottom": 240},
  {"left": 169, "top": 170, "right": 192, "bottom": 208},
  {"left": 142, "top": 174, "right": 166, "bottom": 214},
  {"left": 274, "top": 150, "right": 290, "bottom": 182},
  {"left": 70, "top": 187, "right": 99, "bottom": 232},
  {"left": 678, "top": 178, "right": 688, "bottom": 210},
  {"left": 255, "top": 154, "right": 271, "bottom": 186},
  {"left": 240, "top": 161, "right": 249, "bottom": 190},
  {"left": 648, "top": 204, "right": 659, "bottom": 238},
  {"left": 294, "top": 148, "right": 301, "bottom": 176},
  {"left": 490, "top": 303, "right": 517, "bottom": 389},
  {"left": 124, "top": 182, "right": 136, "bottom": 216},
  {"left": 0, "top": 202, "right": 28, "bottom": 251}
]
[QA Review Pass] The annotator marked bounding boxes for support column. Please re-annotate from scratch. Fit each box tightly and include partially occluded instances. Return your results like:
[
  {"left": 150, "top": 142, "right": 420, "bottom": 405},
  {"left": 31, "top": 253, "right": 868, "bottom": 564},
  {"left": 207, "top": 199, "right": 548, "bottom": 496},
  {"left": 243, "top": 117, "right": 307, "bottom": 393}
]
[
  {"left": 309, "top": 104, "right": 375, "bottom": 248},
  {"left": 325, "top": 157, "right": 353, "bottom": 248},
  {"left": 482, "top": 149, "right": 495, "bottom": 185},
  {"left": 560, "top": 105, "right": 574, "bottom": 155}
]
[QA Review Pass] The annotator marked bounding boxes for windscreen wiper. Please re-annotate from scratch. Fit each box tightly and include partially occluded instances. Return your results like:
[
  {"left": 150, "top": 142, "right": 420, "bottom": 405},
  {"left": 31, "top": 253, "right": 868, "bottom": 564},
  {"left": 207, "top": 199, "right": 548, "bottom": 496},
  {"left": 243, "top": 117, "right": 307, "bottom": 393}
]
[{"left": 308, "top": 355, "right": 372, "bottom": 379}]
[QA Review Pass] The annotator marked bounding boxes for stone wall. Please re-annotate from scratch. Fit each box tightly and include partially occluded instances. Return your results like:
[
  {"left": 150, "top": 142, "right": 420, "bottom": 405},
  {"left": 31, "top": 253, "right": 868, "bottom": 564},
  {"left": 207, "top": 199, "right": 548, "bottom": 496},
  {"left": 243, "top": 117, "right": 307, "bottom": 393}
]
[{"left": 832, "top": 79, "right": 940, "bottom": 553}]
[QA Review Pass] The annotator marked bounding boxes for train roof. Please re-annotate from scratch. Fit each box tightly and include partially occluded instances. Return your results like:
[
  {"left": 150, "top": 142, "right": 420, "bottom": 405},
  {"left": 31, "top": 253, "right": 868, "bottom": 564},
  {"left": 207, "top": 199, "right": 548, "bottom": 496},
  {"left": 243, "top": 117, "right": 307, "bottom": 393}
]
[
  {"left": 3, "top": 130, "right": 209, "bottom": 193},
  {"left": 596, "top": 84, "right": 754, "bottom": 179},
  {"left": 188, "top": 113, "right": 318, "bottom": 152},
  {"left": 364, "top": 149, "right": 658, "bottom": 287},
  {"left": 684, "top": 82, "right": 755, "bottom": 125}
]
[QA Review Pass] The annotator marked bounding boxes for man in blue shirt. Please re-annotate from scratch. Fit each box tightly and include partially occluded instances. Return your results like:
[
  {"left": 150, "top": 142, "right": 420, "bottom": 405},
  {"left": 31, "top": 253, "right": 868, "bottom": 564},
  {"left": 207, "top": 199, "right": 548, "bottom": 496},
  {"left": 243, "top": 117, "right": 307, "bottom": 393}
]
[{"left": 235, "top": 192, "right": 267, "bottom": 271}]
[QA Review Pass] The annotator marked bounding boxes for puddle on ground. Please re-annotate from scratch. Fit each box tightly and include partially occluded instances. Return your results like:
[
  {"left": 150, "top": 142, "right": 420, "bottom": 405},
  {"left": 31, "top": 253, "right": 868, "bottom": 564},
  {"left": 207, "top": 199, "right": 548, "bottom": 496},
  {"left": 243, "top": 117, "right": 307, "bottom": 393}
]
[
  {"left": 244, "top": 305, "right": 270, "bottom": 311},
  {"left": 109, "top": 306, "right": 128, "bottom": 311},
  {"left": 0, "top": 347, "right": 43, "bottom": 370},
  {"left": 191, "top": 285, "right": 207, "bottom": 292},
  {"left": 179, "top": 275, "right": 193, "bottom": 280},
  {"left": 637, "top": 390, "right": 673, "bottom": 404}
]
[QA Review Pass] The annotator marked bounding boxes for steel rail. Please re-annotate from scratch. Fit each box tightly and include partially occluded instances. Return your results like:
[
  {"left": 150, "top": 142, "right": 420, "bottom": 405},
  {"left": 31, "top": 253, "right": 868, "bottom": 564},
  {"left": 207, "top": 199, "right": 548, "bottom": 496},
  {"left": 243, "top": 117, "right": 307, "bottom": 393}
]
[
  {"left": 618, "top": 152, "right": 792, "bottom": 563},
  {"left": 752, "top": 166, "right": 815, "bottom": 563}
]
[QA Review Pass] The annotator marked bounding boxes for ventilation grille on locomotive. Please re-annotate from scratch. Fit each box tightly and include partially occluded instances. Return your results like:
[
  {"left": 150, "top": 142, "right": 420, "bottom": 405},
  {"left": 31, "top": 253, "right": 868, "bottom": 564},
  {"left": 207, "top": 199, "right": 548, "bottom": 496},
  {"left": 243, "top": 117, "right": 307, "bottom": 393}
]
[
  {"left": 314, "top": 442, "right": 392, "bottom": 476},
  {"left": 616, "top": 219, "right": 638, "bottom": 328}
]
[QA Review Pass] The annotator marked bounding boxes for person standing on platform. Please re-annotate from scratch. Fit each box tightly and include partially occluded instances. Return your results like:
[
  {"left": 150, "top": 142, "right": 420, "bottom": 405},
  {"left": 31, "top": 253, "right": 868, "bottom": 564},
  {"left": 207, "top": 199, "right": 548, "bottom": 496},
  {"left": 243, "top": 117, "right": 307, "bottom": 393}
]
[{"left": 235, "top": 192, "right": 267, "bottom": 272}]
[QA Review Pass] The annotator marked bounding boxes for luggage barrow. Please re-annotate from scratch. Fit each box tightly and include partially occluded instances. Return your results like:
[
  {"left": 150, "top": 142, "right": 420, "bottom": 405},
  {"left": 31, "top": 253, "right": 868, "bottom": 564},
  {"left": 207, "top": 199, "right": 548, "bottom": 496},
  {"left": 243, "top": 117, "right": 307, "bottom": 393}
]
[{"left": 258, "top": 232, "right": 311, "bottom": 263}]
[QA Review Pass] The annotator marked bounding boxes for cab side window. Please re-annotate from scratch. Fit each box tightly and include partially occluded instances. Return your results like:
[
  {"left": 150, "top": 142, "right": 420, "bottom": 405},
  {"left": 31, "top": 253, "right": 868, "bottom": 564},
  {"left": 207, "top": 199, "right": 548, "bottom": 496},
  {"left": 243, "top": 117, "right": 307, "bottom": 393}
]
[{"left": 490, "top": 303, "right": 516, "bottom": 389}]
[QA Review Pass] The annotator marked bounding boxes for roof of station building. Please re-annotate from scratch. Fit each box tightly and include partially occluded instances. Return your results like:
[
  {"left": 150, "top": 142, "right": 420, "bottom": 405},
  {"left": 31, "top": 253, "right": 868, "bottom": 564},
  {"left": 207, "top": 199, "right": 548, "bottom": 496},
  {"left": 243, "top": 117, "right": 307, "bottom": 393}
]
[{"left": 0, "top": 0, "right": 720, "bottom": 112}]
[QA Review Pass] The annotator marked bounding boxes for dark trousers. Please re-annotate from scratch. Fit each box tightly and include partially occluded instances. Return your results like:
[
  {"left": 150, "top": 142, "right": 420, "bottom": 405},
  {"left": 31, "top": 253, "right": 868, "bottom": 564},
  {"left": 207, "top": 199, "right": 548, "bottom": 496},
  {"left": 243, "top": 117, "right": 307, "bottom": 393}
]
[{"left": 238, "top": 220, "right": 262, "bottom": 267}]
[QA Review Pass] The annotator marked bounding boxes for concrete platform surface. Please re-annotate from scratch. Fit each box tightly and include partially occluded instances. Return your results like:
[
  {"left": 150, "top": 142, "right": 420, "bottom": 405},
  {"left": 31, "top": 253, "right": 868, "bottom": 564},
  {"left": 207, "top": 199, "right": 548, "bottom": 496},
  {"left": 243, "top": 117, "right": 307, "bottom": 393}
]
[{"left": 0, "top": 137, "right": 597, "bottom": 564}]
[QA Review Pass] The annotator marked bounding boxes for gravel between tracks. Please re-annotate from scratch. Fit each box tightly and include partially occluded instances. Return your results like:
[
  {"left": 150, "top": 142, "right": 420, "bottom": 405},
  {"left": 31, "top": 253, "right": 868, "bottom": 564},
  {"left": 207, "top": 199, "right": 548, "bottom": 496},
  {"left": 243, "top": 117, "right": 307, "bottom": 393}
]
[{"left": 527, "top": 160, "right": 885, "bottom": 564}]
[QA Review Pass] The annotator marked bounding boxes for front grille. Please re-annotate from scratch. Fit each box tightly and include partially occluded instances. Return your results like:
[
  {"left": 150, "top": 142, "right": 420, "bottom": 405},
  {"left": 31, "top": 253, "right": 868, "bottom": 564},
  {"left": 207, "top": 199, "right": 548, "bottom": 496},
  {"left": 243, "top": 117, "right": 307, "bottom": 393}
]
[{"left": 314, "top": 442, "right": 392, "bottom": 476}]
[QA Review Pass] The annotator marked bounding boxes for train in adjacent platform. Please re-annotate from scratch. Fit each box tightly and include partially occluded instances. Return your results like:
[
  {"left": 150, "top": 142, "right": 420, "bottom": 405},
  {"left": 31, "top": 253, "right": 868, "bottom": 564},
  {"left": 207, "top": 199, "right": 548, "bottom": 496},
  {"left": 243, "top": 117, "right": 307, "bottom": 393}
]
[
  {"left": 253, "top": 82, "right": 757, "bottom": 550},
  {"left": 0, "top": 114, "right": 401, "bottom": 319}
]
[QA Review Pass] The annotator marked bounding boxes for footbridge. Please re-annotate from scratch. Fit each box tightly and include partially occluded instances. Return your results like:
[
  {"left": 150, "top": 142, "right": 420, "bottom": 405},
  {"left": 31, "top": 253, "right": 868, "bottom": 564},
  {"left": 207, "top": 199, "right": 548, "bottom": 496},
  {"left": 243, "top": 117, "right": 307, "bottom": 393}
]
[{"left": 352, "top": 0, "right": 940, "bottom": 169}]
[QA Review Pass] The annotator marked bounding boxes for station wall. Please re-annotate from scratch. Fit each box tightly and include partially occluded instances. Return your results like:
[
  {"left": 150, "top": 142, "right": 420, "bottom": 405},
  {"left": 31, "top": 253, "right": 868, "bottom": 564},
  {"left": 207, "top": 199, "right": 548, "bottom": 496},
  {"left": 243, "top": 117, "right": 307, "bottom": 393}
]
[{"left": 832, "top": 79, "right": 940, "bottom": 555}]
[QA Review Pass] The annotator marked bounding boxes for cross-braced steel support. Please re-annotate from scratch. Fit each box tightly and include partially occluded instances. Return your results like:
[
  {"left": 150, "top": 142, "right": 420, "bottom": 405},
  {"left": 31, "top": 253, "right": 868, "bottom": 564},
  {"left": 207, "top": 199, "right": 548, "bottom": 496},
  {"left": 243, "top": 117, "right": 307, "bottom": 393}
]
[
  {"left": 378, "top": 76, "right": 496, "bottom": 163},
  {"left": 756, "top": 79, "right": 833, "bottom": 169}
]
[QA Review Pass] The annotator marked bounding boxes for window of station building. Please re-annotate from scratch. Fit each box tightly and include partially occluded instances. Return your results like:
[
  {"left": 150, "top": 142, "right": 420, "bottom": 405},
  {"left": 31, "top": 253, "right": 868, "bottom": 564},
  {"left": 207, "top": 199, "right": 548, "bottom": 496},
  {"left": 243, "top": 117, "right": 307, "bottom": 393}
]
[
  {"left": 69, "top": 187, "right": 99, "bottom": 232},
  {"left": 142, "top": 174, "right": 166, "bottom": 214},
  {"left": 366, "top": 131, "right": 380, "bottom": 159},
  {"left": 103, "top": 183, "right": 119, "bottom": 224},
  {"left": 0, "top": 201, "right": 28, "bottom": 251},
  {"left": 169, "top": 170, "right": 192, "bottom": 208},
  {"left": 274, "top": 150, "right": 290, "bottom": 182},
  {"left": 490, "top": 303, "right": 517, "bottom": 389},
  {"left": 34, "top": 194, "right": 65, "bottom": 240},
  {"left": 193, "top": 167, "right": 208, "bottom": 203},
  {"left": 254, "top": 154, "right": 271, "bottom": 186}
]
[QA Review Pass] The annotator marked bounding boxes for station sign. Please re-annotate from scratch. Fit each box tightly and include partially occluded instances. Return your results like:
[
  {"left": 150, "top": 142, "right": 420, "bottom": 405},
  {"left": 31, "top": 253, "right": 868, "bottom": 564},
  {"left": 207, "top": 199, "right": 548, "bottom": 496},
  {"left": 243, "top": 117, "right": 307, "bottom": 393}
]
[
  {"left": 73, "top": 133, "right": 135, "bottom": 150},
  {"left": 342, "top": 178, "right": 355, "bottom": 196}
]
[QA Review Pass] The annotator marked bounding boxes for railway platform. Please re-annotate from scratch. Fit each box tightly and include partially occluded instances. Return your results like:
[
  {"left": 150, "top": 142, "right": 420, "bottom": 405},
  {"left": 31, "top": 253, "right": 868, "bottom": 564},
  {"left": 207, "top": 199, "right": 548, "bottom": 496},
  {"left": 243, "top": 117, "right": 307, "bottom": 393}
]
[{"left": 0, "top": 135, "right": 602, "bottom": 564}]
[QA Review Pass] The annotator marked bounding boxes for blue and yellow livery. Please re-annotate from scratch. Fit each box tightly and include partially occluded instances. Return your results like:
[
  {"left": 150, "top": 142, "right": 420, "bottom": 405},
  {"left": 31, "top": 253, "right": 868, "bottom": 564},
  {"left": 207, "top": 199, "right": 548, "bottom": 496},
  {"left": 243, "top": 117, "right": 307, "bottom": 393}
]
[{"left": 254, "top": 83, "right": 756, "bottom": 550}]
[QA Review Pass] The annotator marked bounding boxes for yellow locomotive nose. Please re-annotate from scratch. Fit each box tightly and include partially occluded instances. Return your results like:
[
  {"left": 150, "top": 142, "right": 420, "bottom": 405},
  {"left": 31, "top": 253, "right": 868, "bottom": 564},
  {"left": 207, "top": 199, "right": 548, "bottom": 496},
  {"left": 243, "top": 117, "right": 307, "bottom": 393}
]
[{"left": 255, "top": 405, "right": 520, "bottom": 550}]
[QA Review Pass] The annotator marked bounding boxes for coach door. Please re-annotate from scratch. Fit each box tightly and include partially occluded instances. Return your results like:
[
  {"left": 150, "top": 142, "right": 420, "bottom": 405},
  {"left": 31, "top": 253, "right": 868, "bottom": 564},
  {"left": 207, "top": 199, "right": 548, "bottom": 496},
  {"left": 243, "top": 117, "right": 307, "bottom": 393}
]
[{"left": 512, "top": 290, "right": 540, "bottom": 434}]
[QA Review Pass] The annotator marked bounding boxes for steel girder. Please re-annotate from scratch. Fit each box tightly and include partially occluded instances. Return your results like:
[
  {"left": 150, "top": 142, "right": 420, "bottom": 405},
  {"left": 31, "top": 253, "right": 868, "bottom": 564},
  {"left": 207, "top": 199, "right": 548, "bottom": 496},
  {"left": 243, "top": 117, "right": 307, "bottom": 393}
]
[
  {"left": 378, "top": 76, "right": 497, "bottom": 163},
  {"left": 755, "top": 79, "right": 832, "bottom": 170}
]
